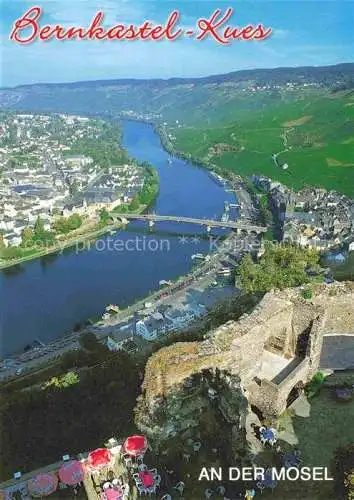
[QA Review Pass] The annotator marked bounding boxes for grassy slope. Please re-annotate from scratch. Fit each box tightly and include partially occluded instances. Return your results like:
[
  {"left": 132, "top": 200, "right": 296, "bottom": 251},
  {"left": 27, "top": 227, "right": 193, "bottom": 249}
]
[
  {"left": 173, "top": 90, "right": 354, "bottom": 196},
  {"left": 275, "top": 374, "right": 354, "bottom": 499}
]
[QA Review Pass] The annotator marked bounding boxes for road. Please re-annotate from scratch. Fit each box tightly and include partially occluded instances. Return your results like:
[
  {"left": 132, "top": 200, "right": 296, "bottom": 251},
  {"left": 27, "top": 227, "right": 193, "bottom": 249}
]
[{"left": 0, "top": 232, "right": 242, "bottom": 382}]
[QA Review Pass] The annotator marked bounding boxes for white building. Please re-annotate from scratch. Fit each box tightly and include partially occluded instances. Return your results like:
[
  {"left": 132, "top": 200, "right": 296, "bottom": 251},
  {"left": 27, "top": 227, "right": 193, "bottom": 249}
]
[
  {"left": 136, "top": 320, "right": 158, "bottom": 341},
  {"left": 164, "top": 307, "right": 195, "bottom": 328}
]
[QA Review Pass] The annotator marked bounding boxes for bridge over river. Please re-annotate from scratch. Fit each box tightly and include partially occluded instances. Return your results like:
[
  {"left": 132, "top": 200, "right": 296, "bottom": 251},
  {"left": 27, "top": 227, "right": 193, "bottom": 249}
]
[{"left": 111, "top": 213, "right": 267, "bottom": 233}]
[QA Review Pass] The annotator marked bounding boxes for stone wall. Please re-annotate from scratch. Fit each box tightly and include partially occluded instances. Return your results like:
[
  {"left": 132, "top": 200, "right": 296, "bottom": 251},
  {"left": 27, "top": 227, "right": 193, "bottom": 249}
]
[
  {"left": 250, "top": 359, "right": 310, "bottom": 418},
  {"left": 137, "top": 282, "right": 354, "bottom": 433}
]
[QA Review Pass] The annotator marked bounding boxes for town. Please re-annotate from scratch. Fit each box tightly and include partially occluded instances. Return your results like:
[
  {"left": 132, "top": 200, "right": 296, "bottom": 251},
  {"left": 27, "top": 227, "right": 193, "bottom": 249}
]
[
  {"left": 250, "top": 175, "right": 354, "bottom": 249},
  {"left": 0, "top": 113, "right": 146, "bottom": 252},
  {"left": 0, "top": 55, "right": 353, "bottom": 499}
]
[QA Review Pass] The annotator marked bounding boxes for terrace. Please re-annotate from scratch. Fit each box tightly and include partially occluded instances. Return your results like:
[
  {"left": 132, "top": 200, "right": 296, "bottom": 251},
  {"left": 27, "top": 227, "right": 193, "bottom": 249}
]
[{"left": 0, "top": 436, "right": 161, "bottom": 500}]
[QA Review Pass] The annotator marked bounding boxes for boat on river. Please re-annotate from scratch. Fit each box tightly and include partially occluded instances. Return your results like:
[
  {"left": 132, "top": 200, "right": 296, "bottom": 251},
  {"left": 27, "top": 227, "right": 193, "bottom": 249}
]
[
  {"left": 105, "top": 304, "right": 120, "bottom": 313},
  {"left": 191, "top": 253, "right": 205, "bottom": 260},
  {"left": 159, "top": 279, "right": 172, "bottom": 286}
]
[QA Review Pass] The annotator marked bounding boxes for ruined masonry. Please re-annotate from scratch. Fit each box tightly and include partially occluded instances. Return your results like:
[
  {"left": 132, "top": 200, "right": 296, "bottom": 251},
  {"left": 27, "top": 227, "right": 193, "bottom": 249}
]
[{"left": 136, "top": 282, "right": 354, "bottom": 442}]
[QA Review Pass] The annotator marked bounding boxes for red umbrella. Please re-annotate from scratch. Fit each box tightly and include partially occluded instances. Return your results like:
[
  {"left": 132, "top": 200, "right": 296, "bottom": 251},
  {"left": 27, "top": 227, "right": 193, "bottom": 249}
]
[
  {"left": 59, "top": 460, "right": 84, "bottom": 485},
  {"left": 139, "top": 471, "right": 154, "bottom": 488},
  {"left": 104, "top": 488, "right": 123, "bottom": 500},
  {"left": 27, "top": 473, "right": 58, "bottom": 497},
  {"left": 87, "top": 448, "right": 111, "bottom": 470},
  {"left": 123, "top": 435, "right": 148, "bottom": 457}
]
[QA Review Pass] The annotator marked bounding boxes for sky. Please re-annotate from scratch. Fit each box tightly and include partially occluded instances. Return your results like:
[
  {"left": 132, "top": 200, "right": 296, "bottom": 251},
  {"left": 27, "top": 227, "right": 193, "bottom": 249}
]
[{"left": 1, "top": 0, "right": 353, "bottom": 87}]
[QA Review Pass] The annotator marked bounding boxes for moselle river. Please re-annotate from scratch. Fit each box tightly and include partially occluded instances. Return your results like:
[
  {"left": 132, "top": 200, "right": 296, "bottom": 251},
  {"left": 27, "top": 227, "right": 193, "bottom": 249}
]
[{"left": 0, "top": 120, "right": 236, "bottom": 357}]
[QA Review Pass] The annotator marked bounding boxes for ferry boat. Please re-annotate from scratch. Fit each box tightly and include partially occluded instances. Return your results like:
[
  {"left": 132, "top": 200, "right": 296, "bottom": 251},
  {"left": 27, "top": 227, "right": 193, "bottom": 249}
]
[
  {"left": 191, "top": 253, "right": 205, "bottom": 260},
  {"left": 105, "top": 304, "right": 120, "bottom": 313},
  {"left": 159, "top": 279, "right": 172, "bottom": 286}
]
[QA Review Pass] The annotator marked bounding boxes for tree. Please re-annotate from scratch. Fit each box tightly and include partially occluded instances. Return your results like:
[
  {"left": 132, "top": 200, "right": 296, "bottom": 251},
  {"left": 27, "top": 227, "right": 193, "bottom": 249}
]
[
  {"left": 0, "top": 348, "right": 140, "bottom": 480},
  {"left": 53, "top": 215, "right": 82, "bottom": 235},
  {"left": 20, "top": 228, "right": 35, "bottom": 247},
  {"left": 53, "top": 217, "right": 70, "bottom": 235},
  {"left": 68, "top": 214, "right": 82, "bottom": 231},
  {"left": 236, "top": 243, "right": 320, "bottom": 294},
  {"left": 302, "top": 289, "right": 313, "bottom": 300},
  {"left": 31, "top": 217, "right": 54, "bottom": 247},
  {"left": 79, "top": 332, "right": 100, "bottom": 351},
  {"left": 129, "top": 197, "right": 140, "bottom": 211},
  {"left": 99, "top": 208, "right": 110, "bottom": 224},
  {"left": 0, "top": 232, "right": 5, "bottom": 249},
  {"left": 0, "top": 246, "right": 23, "bottom": 259},
  {"left": 34, "top": 217, "right": 45, "bottom": 236},
  {"left": 42, "top": 371, "right": 80, "bottom": 390}
]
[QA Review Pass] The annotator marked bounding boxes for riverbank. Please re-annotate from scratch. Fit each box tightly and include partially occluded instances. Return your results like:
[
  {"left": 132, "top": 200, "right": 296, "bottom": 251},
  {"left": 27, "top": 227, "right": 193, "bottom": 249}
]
[
  {"left": 0, "top": 119, "right": 240, "bottom": 358},
  {"left": 0, "top": 221, "right": 121, "bottom": 270},
  {"left": 0, "top": 120, "right": 221, "bottom": 273},
  {"left": 156, "top": 124, "right": 226, "bottom": 176},
  {"left": 0, "top": 177, "right": 158, "bottom": 270},
  {"left": 0, "top": 230, "right": 238, "bottom": 382}
]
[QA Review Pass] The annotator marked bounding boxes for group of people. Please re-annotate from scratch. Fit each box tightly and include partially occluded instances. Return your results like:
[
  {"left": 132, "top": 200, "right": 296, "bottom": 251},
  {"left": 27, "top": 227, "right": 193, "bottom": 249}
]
[{"left": 95, "top": 471, "right": 129, "bottom": 499}]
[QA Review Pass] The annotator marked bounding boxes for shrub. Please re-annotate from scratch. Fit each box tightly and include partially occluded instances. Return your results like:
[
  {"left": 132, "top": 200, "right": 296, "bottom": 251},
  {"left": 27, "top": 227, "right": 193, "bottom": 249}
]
[
  {"left": 42, "top": 371, "right": 80, "bottom": 390},
  {"left": 302, "top": 289, "right": 313, "bottom": 299},
  {"left": 79, "top": 331, "right": 100, "bottom": 351},
  {"left": 306, "top": 371, "right": 325, "bottom": 399},
  {"left": 237, "top": 243, "right": 319, "bottom": 294}
]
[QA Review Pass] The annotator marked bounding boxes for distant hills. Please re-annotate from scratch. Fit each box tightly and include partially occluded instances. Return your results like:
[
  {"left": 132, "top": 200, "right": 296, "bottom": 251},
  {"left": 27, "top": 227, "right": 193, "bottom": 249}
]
[
  {"left": 173, "top": 89, "right": 354, "bottom": 196},
  {"left": 1, "top": 63, "right": 354, "bottom": 125},
  {"left": 1, "top": 63, "right": 353, "bottom": 196},
  {"left": 3, "top": 62, "right": 354, "bottom": 89}
]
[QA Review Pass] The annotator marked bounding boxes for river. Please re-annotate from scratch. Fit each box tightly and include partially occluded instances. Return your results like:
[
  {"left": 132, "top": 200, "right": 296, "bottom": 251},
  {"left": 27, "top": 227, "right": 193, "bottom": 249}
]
[{"left": 0, "top": 121, "right": 236, "bottom": 357}]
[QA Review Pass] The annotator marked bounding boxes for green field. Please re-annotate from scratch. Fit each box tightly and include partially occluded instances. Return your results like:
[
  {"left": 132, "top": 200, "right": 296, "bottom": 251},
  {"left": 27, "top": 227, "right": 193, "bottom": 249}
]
[{"left": 173, "top": 90, "right": 354, "bottom": 196}]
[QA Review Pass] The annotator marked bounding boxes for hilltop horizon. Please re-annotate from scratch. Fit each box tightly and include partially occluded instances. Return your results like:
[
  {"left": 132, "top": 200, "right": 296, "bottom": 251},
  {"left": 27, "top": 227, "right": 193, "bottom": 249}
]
[
  {"left": 1, "top": 61, "right": 354, "bottom": 90},
  {"left": 2, "top": 0, "right": 353, "bottom": 87}
]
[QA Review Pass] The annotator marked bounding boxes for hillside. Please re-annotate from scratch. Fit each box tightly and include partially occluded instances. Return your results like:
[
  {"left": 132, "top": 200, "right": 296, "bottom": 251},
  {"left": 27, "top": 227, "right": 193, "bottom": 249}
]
[
  {"left": 172, "top": 90, "right": 354, "bottom": 196},
  {"left": 1, "top": 63, "right": 354, "bottom": 126},
  {"left": 1, "top": 63, "right": 353, "bottom": 196}
]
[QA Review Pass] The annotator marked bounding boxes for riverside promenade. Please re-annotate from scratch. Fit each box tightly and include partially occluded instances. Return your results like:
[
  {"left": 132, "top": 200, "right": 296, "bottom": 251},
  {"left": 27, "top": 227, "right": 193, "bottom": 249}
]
[{"left": 0, "top": 232, "right": 240, "bottom": 382}]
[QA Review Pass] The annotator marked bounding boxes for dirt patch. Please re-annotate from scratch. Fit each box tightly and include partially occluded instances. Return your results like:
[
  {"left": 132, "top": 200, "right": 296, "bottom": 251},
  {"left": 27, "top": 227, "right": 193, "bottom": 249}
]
[
  {"left": 326, "top": 157, "right": 354, "bottom": 167},
  {"left": 283, "top": 115, "right": 312, "bottom": 127},
  {"left": 327, "top": 157, "right": 343, "bottom": 166},
  {"left": 207, "top": 142, "right": 241, "bottom": 156}
]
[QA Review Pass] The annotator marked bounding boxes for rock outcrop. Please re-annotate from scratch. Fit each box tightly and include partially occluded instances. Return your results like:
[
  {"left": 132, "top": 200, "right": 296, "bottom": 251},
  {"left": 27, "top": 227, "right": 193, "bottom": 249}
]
[{"left": 135, "top": 282, "right": 354, "bottom": 446}]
